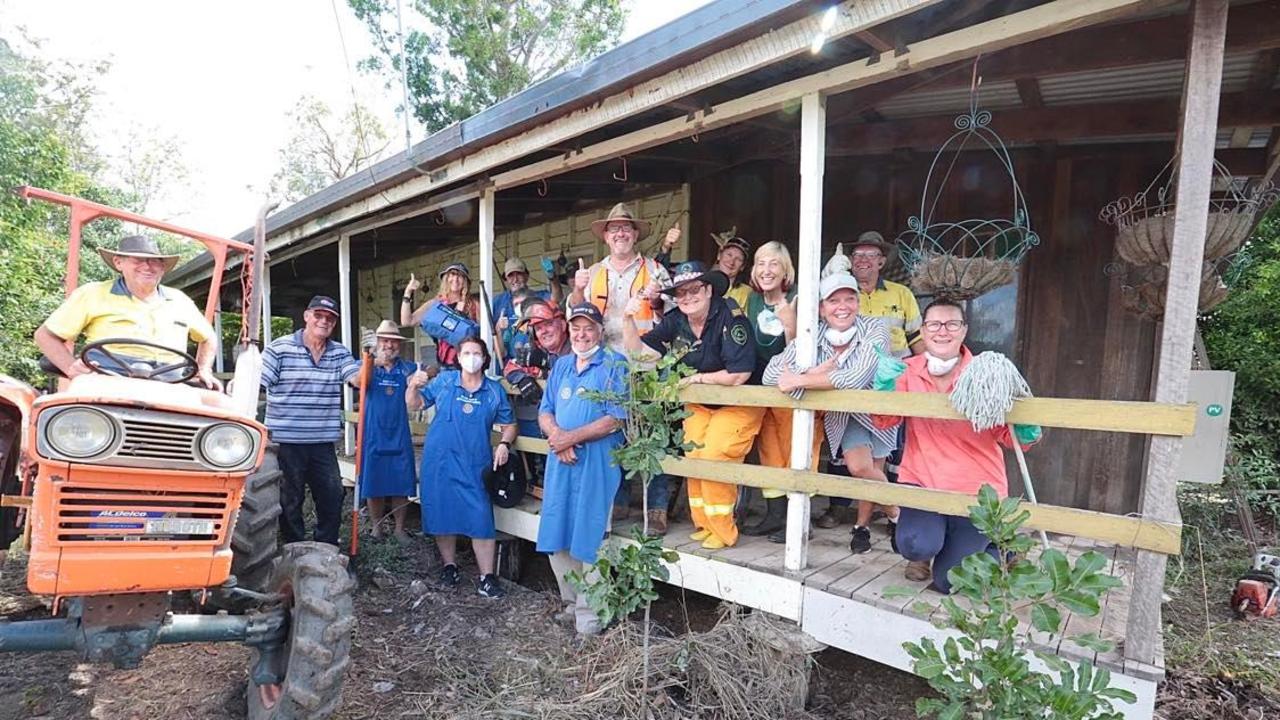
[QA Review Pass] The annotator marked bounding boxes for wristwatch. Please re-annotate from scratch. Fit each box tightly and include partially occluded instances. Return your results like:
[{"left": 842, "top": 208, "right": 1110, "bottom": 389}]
[{"left": 498, "top": 440, "right": 512, "bottom": 449}]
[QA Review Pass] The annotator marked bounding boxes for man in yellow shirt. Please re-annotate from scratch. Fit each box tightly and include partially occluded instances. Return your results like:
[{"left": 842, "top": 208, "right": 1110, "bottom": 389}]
[{"left": 34, "top": 235, "right": 221, "bottom": 389}]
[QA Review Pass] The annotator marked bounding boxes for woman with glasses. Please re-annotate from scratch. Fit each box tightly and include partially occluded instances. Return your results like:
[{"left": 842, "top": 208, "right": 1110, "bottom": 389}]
[
  {"left": 872, "top": 299, "right": 1042, "bottom": 590},
  {"left": 622, "top": 260, "right": 759, "bottom": 550}
]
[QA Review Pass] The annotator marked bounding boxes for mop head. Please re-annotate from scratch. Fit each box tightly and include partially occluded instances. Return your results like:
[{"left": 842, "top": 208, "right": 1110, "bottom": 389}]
[{"left": 949, "top": 351, "right": 1032, "bottom": 432}]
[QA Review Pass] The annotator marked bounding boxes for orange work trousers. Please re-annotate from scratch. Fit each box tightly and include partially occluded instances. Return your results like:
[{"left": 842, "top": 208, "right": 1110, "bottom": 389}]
[
  {"left": 683, "top": 403, "right": 766, "bottom": 547},
  {"left": 755, "top": 407, "right": 824, "bottom": 499}
]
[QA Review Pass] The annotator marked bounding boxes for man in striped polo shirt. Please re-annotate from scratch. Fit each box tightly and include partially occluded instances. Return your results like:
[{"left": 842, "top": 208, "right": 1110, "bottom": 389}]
[{"left": 261, "top": 295, "right": 362, "bottom": 546}]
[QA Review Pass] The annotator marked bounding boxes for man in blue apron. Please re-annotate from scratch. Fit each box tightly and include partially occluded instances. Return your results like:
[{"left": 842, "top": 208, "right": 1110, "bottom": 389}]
[
  {"left": 536, "top": 303, "right": 628, "bottom": 634},
  {"left": 360, "top": 320, "right": 419, "bottom": 542}
]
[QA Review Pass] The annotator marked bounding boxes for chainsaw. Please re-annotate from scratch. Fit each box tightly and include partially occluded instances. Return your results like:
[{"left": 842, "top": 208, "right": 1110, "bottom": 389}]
[{"left": 1231, "top": 553, "right": 1280, "bottom": 619}]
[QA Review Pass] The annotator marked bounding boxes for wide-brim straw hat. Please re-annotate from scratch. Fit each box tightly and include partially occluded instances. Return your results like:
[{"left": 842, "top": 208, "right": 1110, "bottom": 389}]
[
  {"left": 661, "top": 260, "right": 729, "bottom": 298},
  {"left": 97, "top": 235, "right": 180, "bottom": 273},
  {"left": 373, "top": 320, "right": 409, "bottom": 341},
  {"left": 851, "top": 230, "right": 895, "bottom": 258},
  {"left": 590, "top": 202, "right": 651, "bottom": 241}
]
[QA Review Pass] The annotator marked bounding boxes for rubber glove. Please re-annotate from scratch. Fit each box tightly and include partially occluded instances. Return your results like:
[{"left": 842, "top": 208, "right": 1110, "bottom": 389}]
[
  {"left": 872, "top": 346, "right": 907, "bottom": 392},
  {"left": 540, "top": 257, "right": 556, "bottom": 278},
  {"left": 1013, "top": 424, "right": 1042, "bottom": 445}
]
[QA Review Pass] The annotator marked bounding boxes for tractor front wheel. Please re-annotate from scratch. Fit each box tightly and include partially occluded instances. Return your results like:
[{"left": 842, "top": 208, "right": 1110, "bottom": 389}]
[{"left": 247, "top": 542, "right": 355, "bottom": 720}]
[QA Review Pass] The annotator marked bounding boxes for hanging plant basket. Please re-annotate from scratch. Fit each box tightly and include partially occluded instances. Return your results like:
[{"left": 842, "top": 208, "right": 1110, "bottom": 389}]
[
  {"left": 1106, "top": 253, "right": 1248, "bottom": 322},
  {"left": 1099, "top": 158, "right": 1278, "bottom": 265},
  {"left": 896, "top": 95, "right": 1039, "bottom": 301}
]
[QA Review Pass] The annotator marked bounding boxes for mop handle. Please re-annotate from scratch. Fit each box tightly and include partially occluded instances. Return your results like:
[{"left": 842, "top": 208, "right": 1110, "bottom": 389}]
[
  {"left": 1011, "top": 438, "right": 1050, "bottom": 550},
  {"left": 350, "top": 352, "right": 373, "bottom": 558}
]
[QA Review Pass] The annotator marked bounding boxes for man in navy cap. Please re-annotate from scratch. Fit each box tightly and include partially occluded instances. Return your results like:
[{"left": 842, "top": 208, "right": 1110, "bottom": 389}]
[
  {"left": 536, "top": 302, "right": 628, "bottom": 635},
  {"left": 260, "top": 295, "right": 362, "bottom": 546}
]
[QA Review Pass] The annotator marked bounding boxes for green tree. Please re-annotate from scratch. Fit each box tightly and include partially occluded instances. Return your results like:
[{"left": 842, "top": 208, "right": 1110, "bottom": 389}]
[
  {"left": 262, "top": 95, "right": 389, "bottom": 203},
  {"left": 0, "top": 35, "right": 146, "bottom": 383},
  {"left": 1201, "top": 206, "right": 1280, "bottom": 519},
  {"left": 348, "top": 0, "right": 627, "bottom": 132}
]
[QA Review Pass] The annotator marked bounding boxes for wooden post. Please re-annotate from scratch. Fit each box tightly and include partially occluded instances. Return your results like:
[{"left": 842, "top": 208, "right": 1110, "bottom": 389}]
[
  {"left": 479, "top": 188, "right": 496, "bottom": 352},
  {"left": 1125, "top": 0, "right": 1228, "bottom": 668},
  {"left": 339, "top": 235, "right": 355, "bottom": 456},
  {"left": 786, "top": 92, "right": 825, "bottom": 572}
]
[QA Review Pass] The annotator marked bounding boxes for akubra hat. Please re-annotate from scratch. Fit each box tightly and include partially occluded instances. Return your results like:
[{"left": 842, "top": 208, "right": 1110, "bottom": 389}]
[
  {"left": 851, "top": 230, "right": 895, "bottom": 257},
  {"left": 661, "top": 260, "right": 729, "bottom": 298},
  {"left": 98, "top": 235, "right": 180, "bottom": 273},
  {"left": 590, "top": 202, "right": 651, "bottom": 241},
  {"left": 373, "top": 320, "right": 409, "bottom": 341}
]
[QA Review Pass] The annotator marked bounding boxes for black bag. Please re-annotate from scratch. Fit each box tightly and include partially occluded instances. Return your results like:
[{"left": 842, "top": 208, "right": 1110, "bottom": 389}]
[{"left": 484, "top": 454, "right": 527, "bottom": 509}]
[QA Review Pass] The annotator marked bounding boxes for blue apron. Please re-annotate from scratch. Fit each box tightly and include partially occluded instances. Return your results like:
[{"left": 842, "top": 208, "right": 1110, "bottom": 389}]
[
  {"left": 535, "top": 350, "right": 627, "bottom": 563},
  {"left": 358, "top": 359, "right": 417, "bottom": 499},
  {"left": 419, "top": 372, "right": 513, "bottom": 539}
]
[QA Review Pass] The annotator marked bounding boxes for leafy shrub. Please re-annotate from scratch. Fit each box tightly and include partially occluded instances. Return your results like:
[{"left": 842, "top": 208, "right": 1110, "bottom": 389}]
[{"left": 902, "top": 485, "right": 1136, "bottom": 720}]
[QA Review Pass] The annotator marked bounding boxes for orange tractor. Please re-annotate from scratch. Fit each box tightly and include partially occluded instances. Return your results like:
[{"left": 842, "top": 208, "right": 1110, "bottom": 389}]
[{"left": 0, "top": 188, "right": 354, "bottom": 719}]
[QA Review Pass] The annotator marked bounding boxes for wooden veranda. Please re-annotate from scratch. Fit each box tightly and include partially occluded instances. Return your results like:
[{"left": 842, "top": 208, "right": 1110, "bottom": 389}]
[{"left": 172, "top": 3, "right": 1280, "bottom": 718}]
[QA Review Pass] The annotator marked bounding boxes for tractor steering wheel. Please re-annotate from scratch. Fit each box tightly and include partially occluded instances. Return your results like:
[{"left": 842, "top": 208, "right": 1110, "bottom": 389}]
[{"left": 80, "top": 338, "right": 199, "bottom": 384}]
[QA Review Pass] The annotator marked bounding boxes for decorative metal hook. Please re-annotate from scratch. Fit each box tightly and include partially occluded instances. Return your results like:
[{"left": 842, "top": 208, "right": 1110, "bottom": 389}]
[
  {"left": 613, "top": 156, "right": 629, "bottom": 182},
  {"left": 434, "top": 210, "right": 446, "bottom": 225},
  {"left": 691, "top": 132, "right": 700, "bottom": 144},
  {"left": 537, "top": 178, "right": 549, "bottom": 197}
]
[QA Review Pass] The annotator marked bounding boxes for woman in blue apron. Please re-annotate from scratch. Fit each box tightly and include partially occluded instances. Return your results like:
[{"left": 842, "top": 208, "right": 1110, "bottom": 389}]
[
  {"left": 407, "top": 336, "right": 516, "bottom": 599},
  {"left": 360, "top": 321, "right": 418, "bottom": 542}
]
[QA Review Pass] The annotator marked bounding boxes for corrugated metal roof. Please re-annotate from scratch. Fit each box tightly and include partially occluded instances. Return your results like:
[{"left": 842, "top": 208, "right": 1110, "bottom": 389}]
[
  {"left": 1038, "top": 51, "right": 1255, "bottom": 105},
  {"left": 875, "top": 80, "right": 1021, "bottom": 119}
]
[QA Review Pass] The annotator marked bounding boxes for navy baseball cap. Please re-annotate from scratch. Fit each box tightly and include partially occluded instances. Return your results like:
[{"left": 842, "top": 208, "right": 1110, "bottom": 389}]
[
  {"left": 566, "top": 302, "right": 604, "bottom": 326},
  {"left": 307, "top": 295, "right": 340, "bottom": 316}
]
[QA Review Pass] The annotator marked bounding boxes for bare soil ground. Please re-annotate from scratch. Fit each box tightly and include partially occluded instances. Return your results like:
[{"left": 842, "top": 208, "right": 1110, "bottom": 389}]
[
  {"left": 1, "top": 533, "right": 928, "bottom": 720},
  {"left": 4, "top": 504, "right": 1278, "bottom": 719}
]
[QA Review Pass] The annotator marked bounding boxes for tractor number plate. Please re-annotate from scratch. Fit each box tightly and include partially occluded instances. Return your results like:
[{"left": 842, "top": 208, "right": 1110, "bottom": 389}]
[{"left": 144, "top": 518, "right": 215, "bottom": 536}]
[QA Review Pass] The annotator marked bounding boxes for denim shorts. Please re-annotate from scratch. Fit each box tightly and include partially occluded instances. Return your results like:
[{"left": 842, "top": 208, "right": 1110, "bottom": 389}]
[{"left": 840, "top": 419, "right": 893, "bottom": 459}]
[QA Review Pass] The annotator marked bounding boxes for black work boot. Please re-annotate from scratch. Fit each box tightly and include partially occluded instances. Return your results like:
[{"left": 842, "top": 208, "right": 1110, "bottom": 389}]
[{"left": 742, "top": 496, "right": 787, "bottom": 537}]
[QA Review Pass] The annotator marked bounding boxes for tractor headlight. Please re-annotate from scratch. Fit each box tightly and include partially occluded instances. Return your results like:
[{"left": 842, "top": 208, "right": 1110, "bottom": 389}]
[
  {"left": 45, "top": 407, "right": 117, "bottom": 458},
  {"left": 199, "top": 423, "right": 255, "bottom": 469}
]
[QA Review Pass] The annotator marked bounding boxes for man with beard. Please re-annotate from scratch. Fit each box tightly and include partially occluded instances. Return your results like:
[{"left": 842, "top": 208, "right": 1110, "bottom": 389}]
[{"left": 360, "top": 320, "right": 419, "bottom": 542}]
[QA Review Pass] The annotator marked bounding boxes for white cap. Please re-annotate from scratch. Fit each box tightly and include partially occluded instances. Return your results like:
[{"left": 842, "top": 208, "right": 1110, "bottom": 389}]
[{"left": 819, "top": 272, "right": 858, "bottom": 299}]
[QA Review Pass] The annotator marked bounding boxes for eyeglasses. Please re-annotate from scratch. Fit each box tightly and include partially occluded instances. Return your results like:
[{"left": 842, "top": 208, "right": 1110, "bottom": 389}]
[
  {"left": 922, "top": 320, "right": 965, "bottom": 332},
  {"left": 851, "top": 251, "right": 883, "bottom": 259},
  {"left": 673, "top": 285, "right": 705, "bottom": 300}
]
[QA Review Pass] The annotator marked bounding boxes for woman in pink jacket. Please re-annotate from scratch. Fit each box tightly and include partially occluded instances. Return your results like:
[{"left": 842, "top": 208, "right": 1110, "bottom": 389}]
[{"left": 875, "top": 299, "right": 1040, "bottom": 592}]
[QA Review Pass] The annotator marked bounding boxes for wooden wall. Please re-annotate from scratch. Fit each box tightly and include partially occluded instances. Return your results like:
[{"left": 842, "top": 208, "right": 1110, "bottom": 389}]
[{"left": 689, "top": 148, "right": 1169, "bottom": 515}]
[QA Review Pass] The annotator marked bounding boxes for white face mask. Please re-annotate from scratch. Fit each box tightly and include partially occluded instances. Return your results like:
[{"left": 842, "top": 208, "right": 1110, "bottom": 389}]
[
  {"left": 459, "top": 355, "right": 485, "bottom": 374},
  {"left": 757, "top": 308, "right": 783, "bottom": 337},
  {"left": 924, "top": 351, "right": 960, "bottom": 377},
  {"left": 824, "top": 325, "right": 857, "bottom": 347},
  {"left": 573, "top": 344, "right": 600, "bottom": 360}
]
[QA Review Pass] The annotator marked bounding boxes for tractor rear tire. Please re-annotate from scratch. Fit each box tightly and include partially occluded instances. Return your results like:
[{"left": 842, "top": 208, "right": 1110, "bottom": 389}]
[{"left": 247, "top": 542, "right": 355, "bottom": 720}]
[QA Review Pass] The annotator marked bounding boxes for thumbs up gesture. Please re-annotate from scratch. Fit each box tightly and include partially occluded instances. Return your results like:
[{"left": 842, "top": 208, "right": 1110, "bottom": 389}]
[
  {"left": 405, "top": 273, "right": 421, "bottom": 294},
  {"left": 662, "top": 226, "right": 681, "bottom": 251},
  {"left": 776, "top": 294, "right": 798, "bottom": 330},
  {"left": 573, "top": 258, "right": 591, "bottom": 292}
]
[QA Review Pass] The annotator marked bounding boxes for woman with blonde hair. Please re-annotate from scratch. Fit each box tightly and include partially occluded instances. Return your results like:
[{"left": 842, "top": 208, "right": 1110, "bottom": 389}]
[
  {"left": 401, "top": 262, "right": 480, "bottom": 369},
  {"left": 742, "top": 242, "right": 818, "bottom": 541}
]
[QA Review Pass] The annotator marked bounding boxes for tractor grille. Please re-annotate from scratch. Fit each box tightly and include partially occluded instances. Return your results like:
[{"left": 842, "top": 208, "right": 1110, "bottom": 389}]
[
  {"left": 117, "top": 417, "right": 199, "bottom": 462},
  {"left": 54, "top": 484, "right": 232, "bottom": 544}
]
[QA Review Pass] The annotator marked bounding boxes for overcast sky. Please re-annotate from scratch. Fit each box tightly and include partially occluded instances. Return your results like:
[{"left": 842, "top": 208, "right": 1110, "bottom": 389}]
[{"left": 0, "top": 0, "right": 712, "bottom": 236}]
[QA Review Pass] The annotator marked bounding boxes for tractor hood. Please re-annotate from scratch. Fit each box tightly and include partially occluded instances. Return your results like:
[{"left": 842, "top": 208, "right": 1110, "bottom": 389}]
[{"left": 34, "top": 374, "right": 255, "bottom": 425}]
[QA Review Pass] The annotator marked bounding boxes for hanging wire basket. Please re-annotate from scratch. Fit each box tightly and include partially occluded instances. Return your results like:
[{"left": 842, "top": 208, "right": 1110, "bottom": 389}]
[
  {"left": 1105, "top": 251, "right": 1251, "bottom": 322},
  {"left": 1099, "top": 158, "right": 1278, "bottom": 265},
  {"left": 895, "top": 72, "right": 1039, "bottom": 301}
]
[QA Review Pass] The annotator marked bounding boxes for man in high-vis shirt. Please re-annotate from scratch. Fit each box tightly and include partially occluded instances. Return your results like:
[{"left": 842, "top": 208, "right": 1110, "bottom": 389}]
[
  {"left": 34, "top": 235, "right": 221, "bottom": 389},
  {"left": 568, "top": 203, "right": 673, "bottom": 354}
]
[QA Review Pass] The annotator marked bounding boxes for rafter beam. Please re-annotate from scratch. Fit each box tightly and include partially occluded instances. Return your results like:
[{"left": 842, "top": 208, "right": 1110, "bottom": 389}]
[
  {"left": 827, "top": 0, "right": 1280, "bottom": 127},
  {"left": 825, "top": 91, "right": 1280, "bottom": 155},
  {"left": 494, "top": 0, "right": 1151, "bottom": 191}
]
